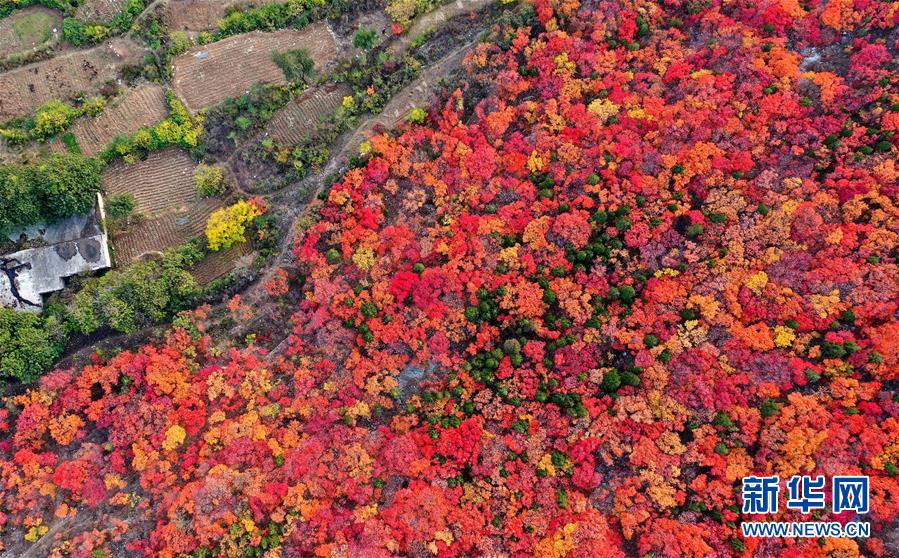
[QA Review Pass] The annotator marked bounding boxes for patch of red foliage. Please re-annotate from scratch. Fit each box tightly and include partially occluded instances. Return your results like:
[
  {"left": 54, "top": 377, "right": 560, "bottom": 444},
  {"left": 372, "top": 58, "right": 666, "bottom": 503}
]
[{"left": 1, "top": 0, "right": 897, "bottom": 556}]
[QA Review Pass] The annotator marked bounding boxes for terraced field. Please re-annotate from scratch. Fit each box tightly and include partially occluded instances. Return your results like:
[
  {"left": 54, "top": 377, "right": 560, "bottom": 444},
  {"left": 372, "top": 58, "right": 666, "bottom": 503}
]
[
  {"left": 75, "top": 0, "right": 129, "bottom": 22},
  {"left": 0, "top": 37, "right": 144, "bottom": 121},
  {"left": 166, "top": 0, "right": 239, "bottom": 32},
  {"left": 112, "top": 197, "right": 224, "bottom": 264},
  {"left": 190, "top": 241, "right": 251, "bottom": 285},
  {"left": 265, "top": 83, "right": 351, "bottom": 146},
  {"left": 0, "top": 7, "right": 60, "bottom": 61},
  {"left": 171, "top": 25, "right": 339, "bottom": 112},
  {"left": 102, "top": 148, "right": 198, "bottom": 216},
  {"left": 70, "top": 85, "right": 168, "bottom": 156}
]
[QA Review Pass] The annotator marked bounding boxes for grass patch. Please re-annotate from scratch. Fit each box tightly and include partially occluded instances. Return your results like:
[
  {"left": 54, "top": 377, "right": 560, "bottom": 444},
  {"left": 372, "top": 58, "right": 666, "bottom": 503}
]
[{"left": 11, "top": 9, "right": 57, "bottom": 46}]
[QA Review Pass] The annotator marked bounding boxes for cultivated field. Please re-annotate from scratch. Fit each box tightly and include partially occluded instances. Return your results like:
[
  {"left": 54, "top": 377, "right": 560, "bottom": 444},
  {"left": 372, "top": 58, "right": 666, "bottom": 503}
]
[
  {"left": 265, "top": 83, "right": 351, "bottom": 145},
  {"left": 112, "top": 197, "right": 225, "bottom": 264},
  {"left": 166, "top": 0, "right": 239, "bottom": 32},
  {"left": 0, "top": 37, "right": 144, "bottom": 121},
  {"left": 0, "top": 7, "right": 60, "bottom": 60},
  {"left": 190, "top": 241, "right": 251, "bottom": 285},
  {"left": 102, "top": 148, "right": 197, "bottom": 216},
  {"left": 171, "top": 25, "right": 338, "bottom": 112},
  {"left": 70, "top": 85, "right": 168, "bottom": 156},
  {"left": 75, "top": 0, "right": 129, "bottom": 22}
]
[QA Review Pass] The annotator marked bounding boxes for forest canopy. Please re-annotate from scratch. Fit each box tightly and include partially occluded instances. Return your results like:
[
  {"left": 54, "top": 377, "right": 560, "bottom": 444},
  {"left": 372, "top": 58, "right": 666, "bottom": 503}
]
[{"left": 0, "top": 0, "right": 896, "bottom": 556}]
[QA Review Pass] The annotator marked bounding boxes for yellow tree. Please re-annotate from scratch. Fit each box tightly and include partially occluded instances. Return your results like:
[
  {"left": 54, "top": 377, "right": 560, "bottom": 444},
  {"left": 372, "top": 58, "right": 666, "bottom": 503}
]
[{"left": 205, "top": 200, "right": 262, "bottom": 251}]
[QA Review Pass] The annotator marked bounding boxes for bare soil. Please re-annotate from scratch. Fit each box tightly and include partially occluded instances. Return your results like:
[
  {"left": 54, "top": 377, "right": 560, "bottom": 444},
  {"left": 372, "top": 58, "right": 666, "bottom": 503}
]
[
  {"left": 70, "top": 84, "right": 168, "bottom": 156},
  {"left": 0, "top": 37, "right": 145, "bottom": 121},
  {"left": 171, "top": 25, "right": 339, "bottom": 112}
]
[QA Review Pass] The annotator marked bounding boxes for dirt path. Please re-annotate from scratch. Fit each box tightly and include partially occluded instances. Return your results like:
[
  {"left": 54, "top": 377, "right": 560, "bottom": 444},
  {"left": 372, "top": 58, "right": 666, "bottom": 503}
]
[
  {"left": 330, "top": 38, "right": 478, "bottom": 174},
  {"left": 132, "top": 0, "right": 166, "bottom": 26},
  {"left": 233, "top": 37, "right": 481, "bottom": 342},
  {"left": 387, "top": 0, "right": 495, "bottom": 56}
]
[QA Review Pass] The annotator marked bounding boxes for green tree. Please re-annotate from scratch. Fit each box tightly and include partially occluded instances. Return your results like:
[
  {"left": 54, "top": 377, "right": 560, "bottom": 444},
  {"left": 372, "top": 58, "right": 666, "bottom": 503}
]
[
  {"left": 0, "top": 309, "right": 63, "bottom": 384},
  {"left": 28, "top": 153, "right": 103, "bottom": 222}
]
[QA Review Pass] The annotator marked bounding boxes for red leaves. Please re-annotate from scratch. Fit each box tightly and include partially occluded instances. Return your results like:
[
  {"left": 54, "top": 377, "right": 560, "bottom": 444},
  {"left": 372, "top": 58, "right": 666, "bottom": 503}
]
[
  {"left": 389, "top": 271, "right": 418, "bottom": 301},
  {"left": 1, "top": 0, "right": 897, "bottom": 556}
]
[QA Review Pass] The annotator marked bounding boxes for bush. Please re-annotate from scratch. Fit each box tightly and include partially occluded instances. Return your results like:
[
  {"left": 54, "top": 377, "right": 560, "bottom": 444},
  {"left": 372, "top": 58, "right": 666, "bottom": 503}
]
[
  {"left": 353, "top": 28, "right": 379, "bottom": 50},
  {"left": 106, "top": 194, "right": 137, "bottom": 220},
  {"left": 0, "top": 309, "right": 64, "bottom": 384},
  {"left": 272, "top": 49, "right": 315, "bottom": 84},
  {"left": 168, "top": 31, "right": 192, "bottom": 56},
  {"left": 194, "top": 164, "right": 228, "bottom": 197},
  {"left": 408, "top": 107, "right": 427, "bottom": 124}
]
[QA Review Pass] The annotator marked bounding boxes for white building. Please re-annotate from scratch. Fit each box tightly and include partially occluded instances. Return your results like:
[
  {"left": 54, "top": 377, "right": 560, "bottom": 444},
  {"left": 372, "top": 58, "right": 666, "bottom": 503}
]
[{"left": 0, "top": 194, "right": 111, "bottom": 312}]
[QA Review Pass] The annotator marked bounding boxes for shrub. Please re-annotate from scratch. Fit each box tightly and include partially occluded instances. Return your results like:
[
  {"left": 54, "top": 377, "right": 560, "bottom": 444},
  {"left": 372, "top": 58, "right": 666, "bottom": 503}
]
[
  {"left": 272, "top": 49, "right": 315, "bottom": 84},
  {"left": 106, "top": 194, "right": 137, "bottom": 221},
  {"left": 168, "top": 31, "right": 192, "bottom": 56},
  {"left": 194, "top": 164, "right": 228, "bottom": 197},
  {"left": 408, "top": 107, "right": 427, "bottom": 124},
  {"left": 353, "top": 28, "right": 379, "bottom": 50}
]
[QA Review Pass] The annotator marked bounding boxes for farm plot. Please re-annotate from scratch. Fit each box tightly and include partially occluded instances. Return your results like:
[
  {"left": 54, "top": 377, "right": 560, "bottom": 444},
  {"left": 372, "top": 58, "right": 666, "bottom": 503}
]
[
  {"left": 0, "top": 37, "right": 144, "bottom": 121},
  {"left": 265, "top": 83, "right": 351, "bottom": 146},
  {"left": 112, "top": 197, "right": 225, "bottom": 264},
  {"left": 75, "top": 0, "right": 129, "bottom": 22},
  {"left": 70, "top": 85, "right": 168, "bottom": 156},
  {"left": 190, "top": 241, "right": 251, "bottom": 285},
  {"left": 171, "top": 25, "right": 338, "bottom": 112},
  {"left": 166, "top": 0, "right": 240, "bottom": 32},
  {"left": 0, "top": 7, "right": 60, "bottom": 60},
  {"left": 102, "top": 148, "right": 197, "bottom": 216}
]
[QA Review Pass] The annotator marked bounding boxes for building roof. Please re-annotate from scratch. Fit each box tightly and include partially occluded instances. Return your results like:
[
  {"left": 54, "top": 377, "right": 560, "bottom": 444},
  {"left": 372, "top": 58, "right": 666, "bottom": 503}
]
[{"left": 0, "top": 195, "right": 111, "bottom": 311}]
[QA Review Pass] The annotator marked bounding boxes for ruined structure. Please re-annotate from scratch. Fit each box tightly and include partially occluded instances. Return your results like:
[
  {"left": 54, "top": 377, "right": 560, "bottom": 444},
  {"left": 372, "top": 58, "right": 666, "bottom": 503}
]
[{"left": 0, "top": 194, "right": 111, "bottom": 311}]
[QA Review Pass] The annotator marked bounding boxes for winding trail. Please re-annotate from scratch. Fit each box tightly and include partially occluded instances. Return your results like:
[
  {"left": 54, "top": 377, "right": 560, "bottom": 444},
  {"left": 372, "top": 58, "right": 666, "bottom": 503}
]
[
  {"left": 228, "top": 37, "right": 482, "bottom": 355},
  {"left": 337, "top": 38, "right": 479, "bottom": 166},
  {"left": 387, "top": 0, "right": 495, "bottom": 56}
]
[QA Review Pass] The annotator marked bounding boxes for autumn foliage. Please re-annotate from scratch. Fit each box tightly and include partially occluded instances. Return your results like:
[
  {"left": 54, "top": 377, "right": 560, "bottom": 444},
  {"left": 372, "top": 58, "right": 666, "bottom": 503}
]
[{"left": 0, "top": 0, "right": 897, "bottom": 556}]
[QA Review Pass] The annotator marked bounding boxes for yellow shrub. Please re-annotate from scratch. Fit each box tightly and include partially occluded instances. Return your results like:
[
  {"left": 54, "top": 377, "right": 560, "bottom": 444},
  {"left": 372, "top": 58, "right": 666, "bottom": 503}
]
[{"left": 206, "top": 200, "right": 262, "bottom": 251}]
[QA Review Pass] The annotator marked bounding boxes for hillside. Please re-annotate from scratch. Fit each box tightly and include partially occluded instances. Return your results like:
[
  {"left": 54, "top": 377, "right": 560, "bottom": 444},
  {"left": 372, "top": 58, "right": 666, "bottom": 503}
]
[{"left": 0, "top": 0, "right": 897, "bottom": 556}]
